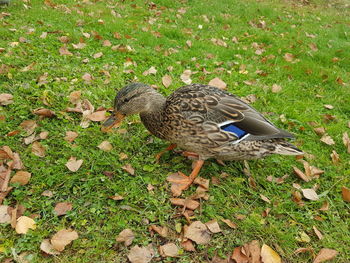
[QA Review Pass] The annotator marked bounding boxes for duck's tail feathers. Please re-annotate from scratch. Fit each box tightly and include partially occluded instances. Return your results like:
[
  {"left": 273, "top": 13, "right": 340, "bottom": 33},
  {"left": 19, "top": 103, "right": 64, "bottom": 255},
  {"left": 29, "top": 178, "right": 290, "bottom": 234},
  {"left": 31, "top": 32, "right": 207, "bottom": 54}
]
[{"left": 274, "top": 142, "right": 304, "bottom": 156}]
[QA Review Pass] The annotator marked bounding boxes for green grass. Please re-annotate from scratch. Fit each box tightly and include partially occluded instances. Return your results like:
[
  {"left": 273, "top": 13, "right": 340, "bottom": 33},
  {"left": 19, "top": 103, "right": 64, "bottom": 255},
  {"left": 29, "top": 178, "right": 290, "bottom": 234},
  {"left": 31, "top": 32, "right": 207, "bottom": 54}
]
[{"left": 1, "top": 0, "right": 350, "bottom": 262}]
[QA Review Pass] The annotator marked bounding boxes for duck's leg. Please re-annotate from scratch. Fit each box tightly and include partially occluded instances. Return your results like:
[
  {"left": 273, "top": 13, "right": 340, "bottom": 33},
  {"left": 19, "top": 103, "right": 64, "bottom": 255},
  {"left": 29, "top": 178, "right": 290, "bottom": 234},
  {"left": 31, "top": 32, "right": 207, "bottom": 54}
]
[
  {"left": 167, "top": 160, "right": 205, "bottom": 196},
  {"left": 155, "top": 143, "right": 177, "bottom": 162},
  {"left": 182, "top": 151, "right": 199, "bottom": 159}
]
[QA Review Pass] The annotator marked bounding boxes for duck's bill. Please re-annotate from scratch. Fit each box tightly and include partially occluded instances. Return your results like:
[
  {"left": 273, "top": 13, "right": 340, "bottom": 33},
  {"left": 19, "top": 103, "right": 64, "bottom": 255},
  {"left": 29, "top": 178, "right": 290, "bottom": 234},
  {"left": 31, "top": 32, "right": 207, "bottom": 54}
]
[{"left": 101, "top": 112, "right": 125, "bottom": 132}]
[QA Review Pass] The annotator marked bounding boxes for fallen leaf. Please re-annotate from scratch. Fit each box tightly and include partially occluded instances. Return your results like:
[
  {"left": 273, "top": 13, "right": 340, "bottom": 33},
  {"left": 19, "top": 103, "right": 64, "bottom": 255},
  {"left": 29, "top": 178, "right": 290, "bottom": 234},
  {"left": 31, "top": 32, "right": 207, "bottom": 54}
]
[
  {"left": 10, "top": 171, "right": 31, "bottom": 185},
  {"left": 271, "top": 84, "right": 282, "bottom": 93},
  {"left": 260, "top": 194, "right": 271, "bottom": 204},
  {"left": 343, "top": 132, "right": 350, "bottom": 153},
  {"left": 31, "top": 141, "right": 46, "bottom": 157},
  {"left": 284, "top": 53, "right": 294, "bottom": 62},
  {"left": 59, "top": 45, "right": 73, "bottom": 56},
  {"left": 294, "top": 247, "right": 314, "bottom": 255},
  {"left": 0, "top": 205, "right": 11, "bottom": 224},
  {"left": 170, "top": 198, "right": 199, "bottom": 210},
  {"left": 313, "top": 226, "right": 323, "bottom": 240},
  {"left": 142, "top": 66, "right": 157, "bottom": 76},
  {"left": 208, "top": 77, "right": 227, "bottom": 90},
  {"left": 302, "top": 188, "right": 319, "bottom": 201},
  {"left": 0, "top": 93, "right": 13, "bottom": 105},
  {"left": 98, "top": 141, "right": 113, "bottom": 151},
  {"left": 205, "top": 220, "right": 221, "bottom": 233},
  {"left": 65, "top": 157, "right": 83, "bottom": 172},
  {"left": 261, "top": 244, "right": 281, "bottom": 263},
  {"left": 54, "top": 202, "right": 73, "bottom": 216},
  {"left": 193, "top": 177, "right": 209, "bottom": 190},
  {"left": 40, "top": 239, "right": 61, "bottom": 255},
  {"left": 69, "top": 90, "right": 81, "bottom": 104},
  {"left": 181, "top": 240, "right": 196, "bottom": 252},
  {"left": 15, "top": 216, "right": 36, "bottom": 234},
  {"left": 167, "top": 172, "right": 192, "bottom": 196},
  {"left": 319, "top": 201, "right": 329, "bottom": 211},
  {"left": 42, "top": 190, "right": 53, "bottom": 197},
  {"left": 309, "top": 43, "right": 318, "bottom": 51},
  {"left": 127, "top": 245, "right": 155, "bottom": 263},
  {"left": 231, "top": 247, "right": 249, "bottom": 263},
  {"left": 20, "top": 120, "right": 37, "bottom": 136},
  {"left": 314, "top": 127, "right": 326, "bottom": 136},
  {"left": 39, "top": 131, "right": 49, "bottom": 140},
  {"left": 162, "top": 75, "right": 172, "bottom": 88},
  {"left": 121, "top": 164, "right": 135, "bottom": 175},
  {"left": 87, "top": 110, "right": 106, "bottom": 121},
  {"left": 221, "top": 218, "right": 237, "bottom": 229},
  {"left": 247, "top": 240, "right": 261, "bottom": 263},
  {"left": 72, "top": 42, "right": 86, "bottom": 49},
  {"left": 180, "top": 70, "right": 192, "bottom": 85},
  {"left": 320, "top": 134, "right": 335, "bottom": 145},
  {"left": 33, "top": 108, "right": 56, "bottom": 118},
  {"left": 323, "top": 104, "right": 333, "bottom": 110},
  {"left": 116, "top": 229, "right": 135, "bottom": 246},
  {"left": 109, "top": 194, "right": 124, "bottom": 201},
  {"left": 313, "top": 248, "right": 338, "bottom": 263},
  {"left": 51, "top": 229, "right": 79, "bottom": 252},
  {"left": 58, "top": 36, "right": 70, "bottom": 43},
  {"left": 341, "top": 186, "right": 350, "bottom": 202},
  {"left": 82, "top": 73, "right": 93, "bottom": 84},
  {"left": 330, "top": 150, "right": 340, "bottom": 165},
  {"left": 184, "top": 221, "right": 211, "bottom": 244},
  {"left": 93, "top": 52, "right": 103, "bottom": 59},
  {"left": 64, "top": 131, "right": 78, "bottom": 142},
  {"left": 159, "top": 243, "right": 179, "bottom": 257},
  {"left": 149, "top": 225, "right": 168, "bottom": 238}
]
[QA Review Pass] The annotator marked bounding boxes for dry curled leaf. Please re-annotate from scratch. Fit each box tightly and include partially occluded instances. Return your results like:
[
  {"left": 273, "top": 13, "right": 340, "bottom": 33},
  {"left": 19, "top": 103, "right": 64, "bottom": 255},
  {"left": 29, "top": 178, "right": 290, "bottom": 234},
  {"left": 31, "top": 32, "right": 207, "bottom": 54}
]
[
  {"left": 320, "top": 134, "right": 335, "bottom": 145},
  {"left": 15, "top": 216, "right": 36, "bottom": 234},
  {"left": 184, "top": 221, "right": 211, "bottom": 244},
  {"left": 31, "top": 141, "right": 46, "bottom": 157},
  {"left": 128, "top": 245, "right": 155, "bottom": 263},
  {"left": 261, "top": 244, "right": 281, "bottom": 263},
  {"left": 159, "top": 243, "right": 179, "bottom": 257},
  {"left": 116, "top": 228, "right": 135, "bottom": 246},
  {"left": 221, "top": 218, "right": 237, "bottom": 229},
  {"left": 271, "top": 84, "right": 282, "bottom": 93},
  {"left": 341, "top": 186, "right": 350, "bottom": 202},
  {"left": 313, "top": 226, "right": 323, "bottom": 240},
  {"left": 87, "top": 110, "right": 106, "bottom": 121},
  {"left": 208, "top": 77, "right": 227, "bottom": 90},
  {"left": 0, "top": 205, "right": 11, "bottom": 224},
  {"left": 97, "top": 141, "right": 113, "bottom": 152},
  {"left": 313, "top": 248, "right": 338, "bottom": 263},
  {"left": 302, "top": 188, "right": 319, "bottom": 201},
  {"left": 181, "top": 240, "right": 196, "bottom": 252},
  {"left": 51, "top": 229, "right": 79, "bottom": 252},
  {"left": 149, "top": 225, "right": 168, "bottom": 238},
  {"left": 64, "top": 131, "right": 78, "bottom": 142},
  {"left": 0, "top": 93, "right": 13, "bottom": 105},
  {"left": 167, "top": 172, "right": 192, "bottom": 196},
  {"left": 162, "top": 74, "right": 172, "bottom": 88},
  {"left": 142, "top": 66, "right": 157, "bottom": 76},
  {"left": 121, "top": 164, "right": 135, "bottom": 175},
  {"left": 65, "top": 157, "right": 83, "bottom": 172},
  {"left": 205, "top": 220, "right": 222, "bottom": 233},
  {"left": 231, "top": 247, "right": 248, "bottom": 263},
  {"left": 10, "top": 171, "right": 31, "bottom": 186},
  {"left": 180, "top": 70, "right": 192, "bottom": 85},
  {"left": 170, "top": 198, "right": 199, "bottom": 210},
  {"left": 59, "top": 45, "right": 73, "bottom": 56},
  {"left": 40, "top": 239, "right": 61, "bottom": 255},
  {"left": 33, "top": 108, "right": 56, "bottom": 118},
  {"left": 54, "top": 202, "right": 73, "bottom": 216}
]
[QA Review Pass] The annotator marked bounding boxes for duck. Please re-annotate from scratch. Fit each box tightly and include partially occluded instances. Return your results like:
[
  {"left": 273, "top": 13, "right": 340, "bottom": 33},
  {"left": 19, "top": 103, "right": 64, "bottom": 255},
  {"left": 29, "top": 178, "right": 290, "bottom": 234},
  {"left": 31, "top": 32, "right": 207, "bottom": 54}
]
[{"left": 103, "top": 82, "right": 303, "bottom": 193}]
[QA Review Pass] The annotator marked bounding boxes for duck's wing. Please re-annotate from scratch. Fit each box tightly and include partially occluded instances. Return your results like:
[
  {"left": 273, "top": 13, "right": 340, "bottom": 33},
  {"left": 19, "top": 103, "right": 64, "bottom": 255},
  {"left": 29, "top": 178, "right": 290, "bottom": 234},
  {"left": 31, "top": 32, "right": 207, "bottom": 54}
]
[{"left": 166, "top": 84, "right": 293, "bottom": 141}]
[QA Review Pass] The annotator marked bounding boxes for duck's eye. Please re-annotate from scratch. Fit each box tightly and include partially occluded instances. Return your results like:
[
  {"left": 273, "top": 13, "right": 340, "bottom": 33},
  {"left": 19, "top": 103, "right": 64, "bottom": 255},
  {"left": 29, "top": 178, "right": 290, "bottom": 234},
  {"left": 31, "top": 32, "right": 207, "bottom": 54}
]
[{"left": 123, "top": 98, "right": 130, "bottom": 103}]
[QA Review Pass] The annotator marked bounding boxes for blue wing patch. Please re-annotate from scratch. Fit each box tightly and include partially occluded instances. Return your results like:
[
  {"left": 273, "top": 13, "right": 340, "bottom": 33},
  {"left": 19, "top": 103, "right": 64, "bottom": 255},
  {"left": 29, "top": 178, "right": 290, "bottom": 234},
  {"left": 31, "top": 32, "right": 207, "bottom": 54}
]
[{"left": 221, "top": 123, "right": 248, "bottom": 139}]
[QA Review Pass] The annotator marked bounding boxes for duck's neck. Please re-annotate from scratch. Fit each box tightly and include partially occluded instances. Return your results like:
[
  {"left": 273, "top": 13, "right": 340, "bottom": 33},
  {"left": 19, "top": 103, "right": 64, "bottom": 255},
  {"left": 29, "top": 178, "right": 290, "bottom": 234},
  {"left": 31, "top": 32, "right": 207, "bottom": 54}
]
[{"left": 139, "top": 92, "right": 167, "bottom": 139}]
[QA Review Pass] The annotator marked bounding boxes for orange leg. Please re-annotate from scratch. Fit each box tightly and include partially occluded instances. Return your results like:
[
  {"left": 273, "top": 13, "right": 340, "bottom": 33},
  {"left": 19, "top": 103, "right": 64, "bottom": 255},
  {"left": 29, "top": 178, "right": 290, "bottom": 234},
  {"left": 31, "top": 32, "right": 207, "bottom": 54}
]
[
  {"left": 182, "top": 151, "right": 199, "bottom": 159},
  {"left": 155, "top": 143, "right": 177, "bottom": 162},
  {"left": 167, "top": 160, "right": 205, "bottom": 196}
]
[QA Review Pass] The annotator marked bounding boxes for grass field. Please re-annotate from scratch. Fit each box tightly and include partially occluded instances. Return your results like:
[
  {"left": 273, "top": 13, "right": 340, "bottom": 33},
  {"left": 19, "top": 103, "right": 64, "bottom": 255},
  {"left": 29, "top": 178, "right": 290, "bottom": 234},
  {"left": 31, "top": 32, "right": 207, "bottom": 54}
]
[{"left": 1, "top": 0, "right": 350, "bottom": 262}]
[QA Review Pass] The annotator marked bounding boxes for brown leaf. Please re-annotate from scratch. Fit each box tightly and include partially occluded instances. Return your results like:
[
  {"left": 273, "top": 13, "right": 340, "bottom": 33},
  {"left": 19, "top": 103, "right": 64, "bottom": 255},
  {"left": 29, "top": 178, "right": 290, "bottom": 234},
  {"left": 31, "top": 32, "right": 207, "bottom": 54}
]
[
  {"left": 319, "top": 201, "right": 329, "bottom": 211},
  {"left": 302, "top": 188, "right": 319, "bottom": 201},
  {"left": 40, "top": 239, "right": 61, "bottom": 255},
  {"left": 181, "top": 240, "right": 196, "bottom": 252},
  {"left": 65, "top": 157, "right": 83, "bottom": 172},
  {"left": 309, "top": 43, "right": 318, "bottom": 51},
  {"left": 205, "top": 219, "right": 221, "bottom": 233},
  {"left": 39, "top": 131, "right": 49, "bottom": 140},
  {"left": 0, "top": 205, "right": 11, "bottom": 224},
  {"left": 247, "top": 240, "right": 261, "bottom": 263},
  {"left": 314, "top": 127, "right": 326, "bottom": 136},
  {"left": 54, "top": 202, "right": 73, "bottom": 216},
  {"left": 208, "top": 77, "right": 227, "bottom": 90},
  {"left": 284, "top": 53, "right": 294, "bottom": 62},
  {"left": 184, "top": 221, "right": 211, "bottom": 244},
  {"left": 109, "top": 194, "right": 124, "bottom": 201},
  {"left": 167, "top": 172, "right": 193, "bottom": 196},
  {"left": 93, "top": 52, "right": 103, "bottom": 59},
  {"left": 320, "top": 134, "right": 335, "bottom": 145},
  {"left": 72, "top": 42, "right": 86, "bottom": 49},
  {"left": 59, "top": 45, "right": 73, "bottom": 56},
  {"left": 293, "top": 166, "right": 310, "bottom": 182},
  {"left": 313, "top": 248, "right": 338, "bottom": 263},
  {"left": 142, "top": 66, "right": 157, "bottom": 76},
  {"left": 33, "top": 108, "right": 56, "bottom": 118},
  {"left": 0, "top": 93, "right": 13, "bottom": 105},
  {"left": 170, "top": 198, "right": 199, "bottom": 210},
  {"left": 116, "top": 229, "right": 134, "bottom": 246},
  {"left": 221, "top": 218, "right": 237, "bottom": 229},
  {"left": 15, "top": 216, "right": 36, "bottom": 234},
  {"left": 271, "top": 84, "right": 282, "bottom": 93},
  {"left": 58, "top": 36, "right": 70, "bottom": 43},
  {"left": 193, "top": 176, "right": 209, "bottom": 190},
  {"left": 51, "top": 229, "right": 79, "bottom": 252},
  {"left": 31, "top": 141, "right": 46, "bottom": 157},
  {"left": 342, "top": 186, "right": 350, "bottom": 202},
  {"left": 121, "top": 164, "right": 135, "bottom": 176},
  {"left": 97, "top": 141, "right": 113, "bottom": 151},
  {"left": 149, "top": 225, "right": 168, "bottom": 238},
  {"left": 261, "top": 244, "right": 281, "bottom": 263},
  {"left": 343, "top": 132, "right": 350, "bottom": 153},
  {"left": 313, "top": 226, "right": 323, "bottom": 240},
  {"left": 64, "top": 131, "right": 78, "bottom": 142},
  {"left": 231, "top": 247, "right": 249, "bottom": 263},
  {"left": 294, "top": 247, "right": 314, "bottom": 255},
  {"left": 330, "top": 150, "right": 340, "bottom": 165},
  {"left": 127, "top": 245, "right": 155, "bottom": 263},
  {"left": 20, "top": 120, "right": 37, "bottom": 136},
  {"left": 10, "top": 171, "right": 31, "bottom": 186},
  {"left": 87, "top": 110, "right": 106, "bottom": 121},
  {"left": 82, "top": 73, "right": 93, "bottom": 84},
  {"left": 260, "top": 194, "right": 271, "bottom": 204},
  {"left": 42, "top": 190, "right": 53, "bottom": 197},
  {"left": 162, "top": 75, "right": 172, "bottom": 88},
  {"left": 159, "top": 243, "right": 179, "bottom": 257}
]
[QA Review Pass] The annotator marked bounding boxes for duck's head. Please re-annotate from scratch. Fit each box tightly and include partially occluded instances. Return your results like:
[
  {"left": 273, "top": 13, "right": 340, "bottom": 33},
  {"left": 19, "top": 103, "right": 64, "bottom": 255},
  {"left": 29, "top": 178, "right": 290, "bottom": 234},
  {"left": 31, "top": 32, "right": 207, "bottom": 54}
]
[{"left": 102, "top": 83, "right": 160, "bottom": 131}]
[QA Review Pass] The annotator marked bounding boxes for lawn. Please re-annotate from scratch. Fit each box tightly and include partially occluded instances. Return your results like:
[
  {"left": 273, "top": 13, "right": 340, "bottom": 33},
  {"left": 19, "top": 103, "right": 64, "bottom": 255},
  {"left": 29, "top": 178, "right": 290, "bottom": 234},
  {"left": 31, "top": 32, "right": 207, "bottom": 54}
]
[{"left": 1, "top": 0, "right": 350, "bottom": 262}]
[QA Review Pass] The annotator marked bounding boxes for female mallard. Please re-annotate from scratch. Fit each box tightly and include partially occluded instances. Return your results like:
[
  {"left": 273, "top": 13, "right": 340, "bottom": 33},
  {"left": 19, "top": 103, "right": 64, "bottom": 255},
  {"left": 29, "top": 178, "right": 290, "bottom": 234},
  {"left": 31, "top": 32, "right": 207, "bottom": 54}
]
[{"left": 103, "top": 83, "right": 302, "bottom": 191}]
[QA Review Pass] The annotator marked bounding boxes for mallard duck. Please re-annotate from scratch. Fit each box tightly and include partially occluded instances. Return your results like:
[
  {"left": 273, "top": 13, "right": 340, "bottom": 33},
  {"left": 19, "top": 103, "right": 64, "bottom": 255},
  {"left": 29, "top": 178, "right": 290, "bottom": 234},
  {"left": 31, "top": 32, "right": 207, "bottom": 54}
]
[{"left": 103, "top": 83, "right": 302, "bottom": 191}]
